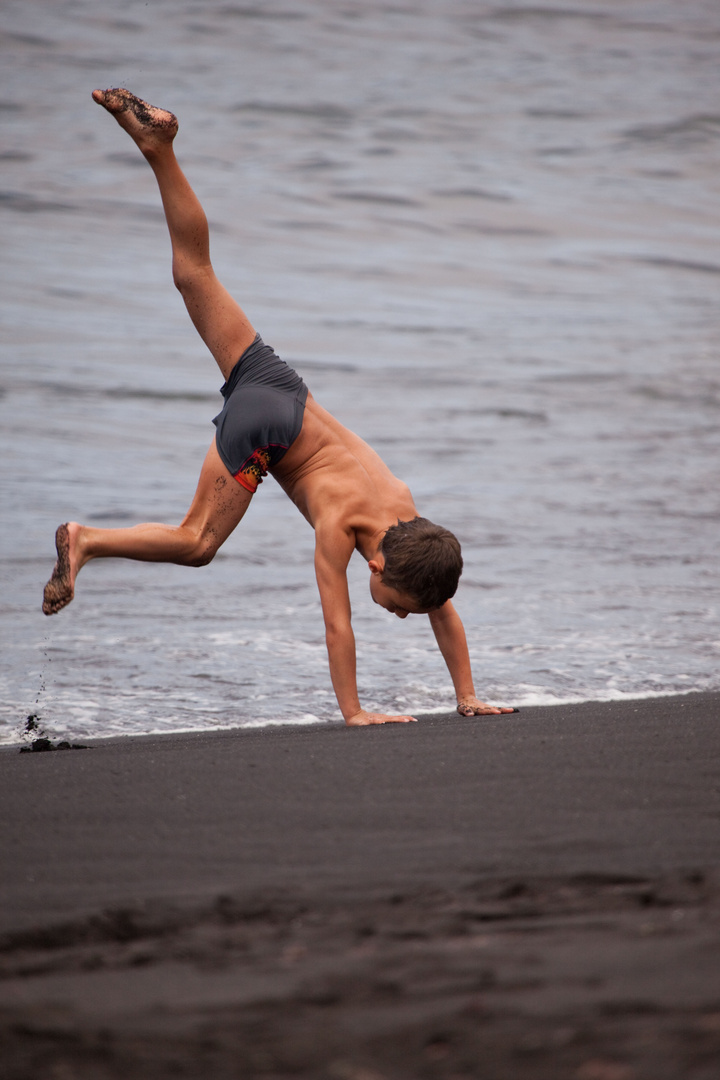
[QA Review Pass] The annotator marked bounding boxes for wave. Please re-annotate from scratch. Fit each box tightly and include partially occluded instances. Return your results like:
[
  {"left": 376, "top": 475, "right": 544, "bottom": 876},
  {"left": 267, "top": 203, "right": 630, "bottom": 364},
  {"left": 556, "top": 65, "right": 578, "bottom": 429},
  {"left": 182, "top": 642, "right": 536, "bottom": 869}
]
[
  {"left": 0, "top": 191, "right": 76, "bottom": 213},
  {"left": 232, "top": 100, "right": 352, "bottom": 123},
  {"left": 622, "top": 115, "right": 720, "bottom": 146},
  {"left": 632, "top": 255, "right": 720, "bottom": 276}
]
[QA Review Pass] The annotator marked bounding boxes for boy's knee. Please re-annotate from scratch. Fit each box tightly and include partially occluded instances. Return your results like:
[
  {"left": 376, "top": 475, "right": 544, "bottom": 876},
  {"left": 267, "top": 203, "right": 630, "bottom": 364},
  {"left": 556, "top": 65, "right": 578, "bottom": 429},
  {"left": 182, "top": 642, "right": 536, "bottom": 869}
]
[
  {"left": 172, "top": 267, "right": 192, "bottom": 295},
  {"left": 185, "top": 533, "right": 219, "bottom": 568},
  {"left": 172, "top": 261, "right": 211, "bottom": 297},
  {"left": 187, "top": 549, "right": 214, "bottom": 568}
]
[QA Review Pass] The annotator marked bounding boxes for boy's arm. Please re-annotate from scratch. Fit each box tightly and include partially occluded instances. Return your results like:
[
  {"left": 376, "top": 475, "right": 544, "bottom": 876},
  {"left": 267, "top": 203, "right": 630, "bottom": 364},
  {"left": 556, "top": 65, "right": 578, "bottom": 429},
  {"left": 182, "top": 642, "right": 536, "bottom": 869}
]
[
  {"left": 428, "top": 601, "right": 516, "bottom": 716},
  {"left": 314, "top": 526, "right": 416, "bottom": 726}
]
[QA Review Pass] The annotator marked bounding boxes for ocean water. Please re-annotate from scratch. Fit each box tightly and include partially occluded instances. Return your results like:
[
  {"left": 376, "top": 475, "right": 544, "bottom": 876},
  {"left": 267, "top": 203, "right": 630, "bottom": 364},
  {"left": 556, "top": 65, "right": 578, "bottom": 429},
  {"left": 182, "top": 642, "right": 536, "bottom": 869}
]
[{"left": 1, "top": 0, "right": 719, "bottom": 744}]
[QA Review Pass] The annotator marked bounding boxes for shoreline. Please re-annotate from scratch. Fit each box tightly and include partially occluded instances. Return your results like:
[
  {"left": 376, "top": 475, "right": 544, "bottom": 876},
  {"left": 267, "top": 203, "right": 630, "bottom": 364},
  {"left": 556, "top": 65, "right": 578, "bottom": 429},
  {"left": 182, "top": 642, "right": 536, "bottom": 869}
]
[
  {"left": 4, "top": 686, "right": 715, "bottom": 753},
  {"left": 2, "top": 690, "right": 719, "bottom": 1078}
]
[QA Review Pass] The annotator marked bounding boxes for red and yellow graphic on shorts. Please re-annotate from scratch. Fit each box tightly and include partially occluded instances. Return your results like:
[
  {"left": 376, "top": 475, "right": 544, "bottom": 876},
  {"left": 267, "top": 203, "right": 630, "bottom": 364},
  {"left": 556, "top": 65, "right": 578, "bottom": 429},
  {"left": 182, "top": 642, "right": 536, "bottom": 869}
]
[{"left": 234, "top": 447, "right": 272, "bottom": 493}]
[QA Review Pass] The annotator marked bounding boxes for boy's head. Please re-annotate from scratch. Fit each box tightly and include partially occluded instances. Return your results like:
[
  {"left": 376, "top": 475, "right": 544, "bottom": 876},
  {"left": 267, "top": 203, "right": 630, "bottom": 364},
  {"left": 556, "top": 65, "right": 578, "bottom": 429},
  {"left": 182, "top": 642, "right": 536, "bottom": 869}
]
[{"left": 369, "top": 517, "right": 463, "bottom": 616}]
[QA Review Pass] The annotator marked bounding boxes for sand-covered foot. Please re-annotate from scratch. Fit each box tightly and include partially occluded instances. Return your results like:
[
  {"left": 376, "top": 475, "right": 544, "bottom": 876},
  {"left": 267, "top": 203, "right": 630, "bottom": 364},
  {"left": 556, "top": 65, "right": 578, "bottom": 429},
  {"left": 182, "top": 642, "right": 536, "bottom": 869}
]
[
  {"left": 43, "top": 523, "right": 79, "bottom": 615},
  {"left": 91, "top": 88, "right": 177, "bottom": 154}
]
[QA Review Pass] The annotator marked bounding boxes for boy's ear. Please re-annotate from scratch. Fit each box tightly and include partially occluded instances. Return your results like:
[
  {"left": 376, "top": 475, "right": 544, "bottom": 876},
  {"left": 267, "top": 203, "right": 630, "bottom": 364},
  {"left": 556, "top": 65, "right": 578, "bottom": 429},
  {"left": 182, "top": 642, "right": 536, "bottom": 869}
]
[{"left": 368, "top": 558, "right": 384, "bottom": 576}]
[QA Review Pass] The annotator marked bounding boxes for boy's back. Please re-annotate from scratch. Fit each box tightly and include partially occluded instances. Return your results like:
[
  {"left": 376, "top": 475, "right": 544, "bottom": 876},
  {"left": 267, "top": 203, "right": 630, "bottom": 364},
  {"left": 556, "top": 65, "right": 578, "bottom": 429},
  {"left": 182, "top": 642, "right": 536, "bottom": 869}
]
[{"left": 273, "top": 393, "right": 418, "bottom": 554}]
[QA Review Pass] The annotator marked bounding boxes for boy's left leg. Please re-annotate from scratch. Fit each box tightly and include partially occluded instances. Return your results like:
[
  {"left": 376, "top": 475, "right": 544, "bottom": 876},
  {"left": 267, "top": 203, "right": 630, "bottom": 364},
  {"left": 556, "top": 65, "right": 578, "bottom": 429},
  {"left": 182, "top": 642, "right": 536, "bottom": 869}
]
[
  {"left": 43, "top": 439, "right": 252, "bottom": 615},
  {"left": 92, "top": 88, "right": 257, "bottom": 381}
]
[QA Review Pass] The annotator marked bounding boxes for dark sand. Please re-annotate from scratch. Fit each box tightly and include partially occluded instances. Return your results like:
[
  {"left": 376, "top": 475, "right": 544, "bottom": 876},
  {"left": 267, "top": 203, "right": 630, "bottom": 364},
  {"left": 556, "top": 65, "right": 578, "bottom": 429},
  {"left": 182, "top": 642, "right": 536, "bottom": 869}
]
[{"left": 1, "top": 693, "right": 719, "bottom": 1079}]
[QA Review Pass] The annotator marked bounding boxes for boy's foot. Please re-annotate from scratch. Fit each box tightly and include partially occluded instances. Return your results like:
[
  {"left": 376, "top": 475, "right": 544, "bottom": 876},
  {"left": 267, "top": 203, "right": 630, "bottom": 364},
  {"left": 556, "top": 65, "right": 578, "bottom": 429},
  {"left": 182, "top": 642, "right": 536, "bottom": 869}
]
[
  {"left": 43, "top": 523, "right": 79, "bottom": 615},
  {"left": 91, "top": 88, "right": 178, "bottom": 154}
]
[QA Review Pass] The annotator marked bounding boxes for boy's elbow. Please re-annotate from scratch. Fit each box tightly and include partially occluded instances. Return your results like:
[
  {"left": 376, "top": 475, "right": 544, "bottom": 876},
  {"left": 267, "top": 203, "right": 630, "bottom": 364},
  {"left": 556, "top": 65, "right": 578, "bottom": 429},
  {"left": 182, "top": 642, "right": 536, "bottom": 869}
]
[{"left": 324, "top": 619, "right": 353, "bottom": 646}]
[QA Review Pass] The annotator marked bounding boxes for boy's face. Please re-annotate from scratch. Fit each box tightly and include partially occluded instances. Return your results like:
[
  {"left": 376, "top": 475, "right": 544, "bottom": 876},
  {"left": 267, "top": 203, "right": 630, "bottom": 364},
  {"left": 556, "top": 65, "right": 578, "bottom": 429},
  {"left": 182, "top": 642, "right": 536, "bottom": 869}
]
[{"left": 369, "top": 572, "right": 429, "bottom": 619}]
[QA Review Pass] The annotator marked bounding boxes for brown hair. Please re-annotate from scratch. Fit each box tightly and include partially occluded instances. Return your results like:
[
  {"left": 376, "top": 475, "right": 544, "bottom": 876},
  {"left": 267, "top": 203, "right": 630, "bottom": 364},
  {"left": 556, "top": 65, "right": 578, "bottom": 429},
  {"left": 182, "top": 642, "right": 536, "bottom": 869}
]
[{"left": 379, "top": 517, "right": 463, "bottom": 609}]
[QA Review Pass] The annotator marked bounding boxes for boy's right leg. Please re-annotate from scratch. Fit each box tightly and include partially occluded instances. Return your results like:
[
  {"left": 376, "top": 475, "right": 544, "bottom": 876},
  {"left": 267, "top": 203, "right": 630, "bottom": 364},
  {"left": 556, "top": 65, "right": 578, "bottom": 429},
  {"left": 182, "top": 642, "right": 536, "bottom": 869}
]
[
  {"left": 92, "top": 88, "right": 257, "bottom": 380},
  {"left": 42, "top": 439, "right": 253, "bottom": 615}
]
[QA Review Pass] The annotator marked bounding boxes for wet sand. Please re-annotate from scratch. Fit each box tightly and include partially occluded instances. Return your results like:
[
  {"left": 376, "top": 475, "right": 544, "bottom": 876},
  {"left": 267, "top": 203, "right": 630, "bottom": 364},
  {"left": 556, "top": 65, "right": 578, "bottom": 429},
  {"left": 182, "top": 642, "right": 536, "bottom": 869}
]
[{"left": 1, "top": 692, "right": 720, "bottom": 1078}]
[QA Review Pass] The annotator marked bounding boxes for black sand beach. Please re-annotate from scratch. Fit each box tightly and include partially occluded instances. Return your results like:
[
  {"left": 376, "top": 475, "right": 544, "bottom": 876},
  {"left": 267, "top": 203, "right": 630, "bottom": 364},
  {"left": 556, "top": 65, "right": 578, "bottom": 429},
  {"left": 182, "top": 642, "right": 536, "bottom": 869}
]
[{"left": 2, "top": 693, "right": 719, "bottom": 1079}]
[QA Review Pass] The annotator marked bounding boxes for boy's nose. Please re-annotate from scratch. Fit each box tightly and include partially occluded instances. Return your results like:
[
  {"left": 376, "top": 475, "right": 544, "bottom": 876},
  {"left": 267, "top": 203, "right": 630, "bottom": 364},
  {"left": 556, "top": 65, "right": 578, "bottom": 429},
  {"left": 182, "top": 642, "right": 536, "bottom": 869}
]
[{"left": 395, "top": 610, "right": 408, "bottom": 619}]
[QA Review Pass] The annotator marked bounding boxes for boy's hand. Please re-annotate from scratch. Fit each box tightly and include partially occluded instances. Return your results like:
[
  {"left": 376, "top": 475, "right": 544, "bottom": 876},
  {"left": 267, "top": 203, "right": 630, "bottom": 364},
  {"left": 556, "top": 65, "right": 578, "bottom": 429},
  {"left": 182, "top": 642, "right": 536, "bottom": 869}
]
[
  {"left": 345, "top": 710, "right": 418, "bottom": 726},
  {"left": 457, "top": 697, "right": 518, "bottom": 716}
]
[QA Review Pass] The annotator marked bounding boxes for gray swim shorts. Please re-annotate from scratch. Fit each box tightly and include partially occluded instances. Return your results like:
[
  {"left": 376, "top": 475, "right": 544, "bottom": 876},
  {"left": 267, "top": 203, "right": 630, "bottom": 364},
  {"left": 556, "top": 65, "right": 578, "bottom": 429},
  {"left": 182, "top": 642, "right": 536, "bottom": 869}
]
[{"left": 213, "top": 334, "right": 309, "bottom": 493}]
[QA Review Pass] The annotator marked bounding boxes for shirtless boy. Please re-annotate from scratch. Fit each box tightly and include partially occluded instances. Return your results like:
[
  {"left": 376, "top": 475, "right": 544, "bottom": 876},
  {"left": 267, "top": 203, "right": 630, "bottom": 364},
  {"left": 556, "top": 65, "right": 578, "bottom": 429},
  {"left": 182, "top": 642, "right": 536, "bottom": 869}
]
[{"left": 43, "top": 89, "right": 516, "bottom": 726}]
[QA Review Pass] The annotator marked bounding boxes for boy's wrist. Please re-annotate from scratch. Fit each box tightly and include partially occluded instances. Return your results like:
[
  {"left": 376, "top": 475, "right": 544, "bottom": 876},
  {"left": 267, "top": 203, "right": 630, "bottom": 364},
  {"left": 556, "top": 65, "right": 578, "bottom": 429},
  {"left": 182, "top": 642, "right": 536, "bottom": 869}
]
[
  {"left": 340, "top": 699, "right": 362, "bottom": 723},
  {"left": 344, "top": 708, "right": 366, "bottom": 725}
]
